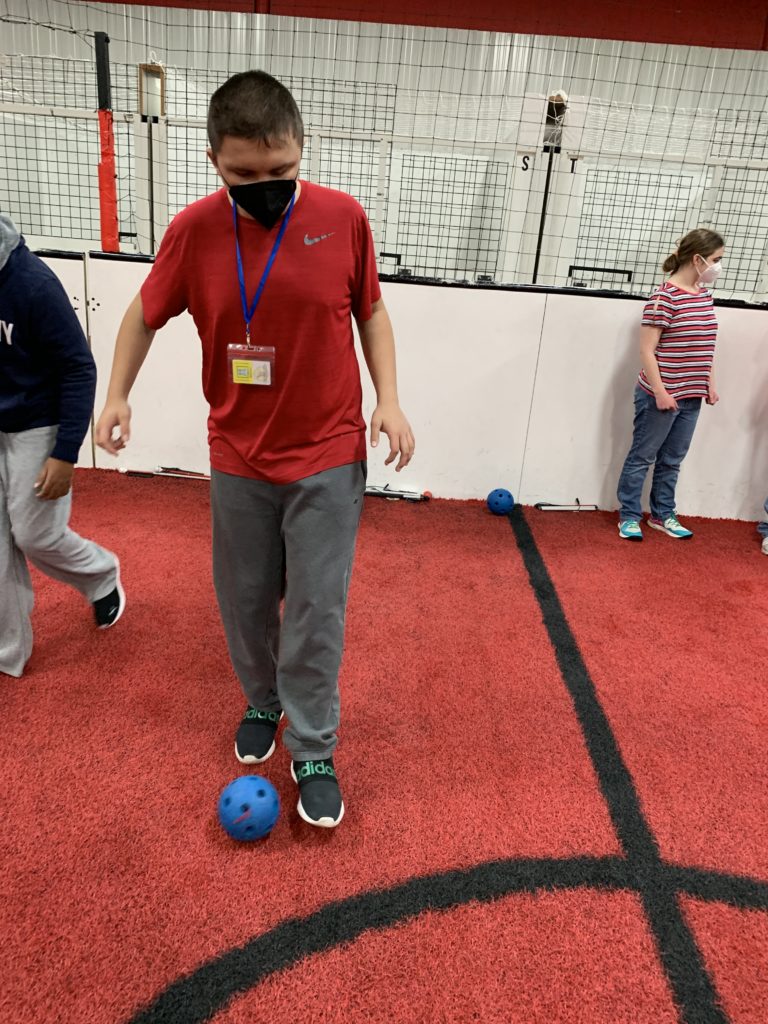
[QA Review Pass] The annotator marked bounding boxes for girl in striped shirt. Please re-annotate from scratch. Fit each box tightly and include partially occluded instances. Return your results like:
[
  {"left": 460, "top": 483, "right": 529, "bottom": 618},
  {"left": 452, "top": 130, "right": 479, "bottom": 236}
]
[{"left": 617, "top": 228, "right": 725, "bottom": 541}]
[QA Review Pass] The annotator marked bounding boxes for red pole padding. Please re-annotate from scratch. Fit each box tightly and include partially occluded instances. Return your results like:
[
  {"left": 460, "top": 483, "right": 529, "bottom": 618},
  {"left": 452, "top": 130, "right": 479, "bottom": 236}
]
[{"left": 97, "top": 109, "right": 120, "bottom": 253}]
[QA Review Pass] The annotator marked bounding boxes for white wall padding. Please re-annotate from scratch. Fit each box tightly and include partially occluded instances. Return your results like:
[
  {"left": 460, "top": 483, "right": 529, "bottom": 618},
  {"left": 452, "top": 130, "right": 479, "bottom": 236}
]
[
  {"left": 88, "top": 257, "right": 210, "bottom": 475},
  {"left": 84, "top": 258, "right": 768, "bottom": 522}
]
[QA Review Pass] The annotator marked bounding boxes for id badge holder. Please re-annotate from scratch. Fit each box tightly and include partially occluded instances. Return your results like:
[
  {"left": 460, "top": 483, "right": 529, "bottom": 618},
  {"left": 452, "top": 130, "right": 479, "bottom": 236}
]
[{"left": 227, "top": 344, "right": 275, "bottom": 386}]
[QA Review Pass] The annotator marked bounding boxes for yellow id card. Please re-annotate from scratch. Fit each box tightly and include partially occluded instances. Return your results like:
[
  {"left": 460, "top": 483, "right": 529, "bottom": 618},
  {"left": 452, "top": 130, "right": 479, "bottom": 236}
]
[{"left": 231, "top": 359, "right": 271, "bottom": 385}]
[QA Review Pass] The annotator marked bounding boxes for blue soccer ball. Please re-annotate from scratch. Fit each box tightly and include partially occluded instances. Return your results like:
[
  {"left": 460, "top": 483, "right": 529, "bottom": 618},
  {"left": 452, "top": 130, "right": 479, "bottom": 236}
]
[
  {"left": 487, "top": 488, "right": 515, "bottom": 515},
  {"left": 218, "top": 775, "right": 280, "bottom": 841}
]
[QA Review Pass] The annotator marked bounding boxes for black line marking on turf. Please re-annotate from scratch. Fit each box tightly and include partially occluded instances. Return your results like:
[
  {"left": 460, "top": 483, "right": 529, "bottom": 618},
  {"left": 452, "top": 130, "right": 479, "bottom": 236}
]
[
  {"left": 126, "top": 507, "right": 768, "bottom": 1024},
  {"left": 126, "top": 855, "right": 768, "bottom": 1024},
  {"left": 128, "top": 856, "right": 629, "bottom": 1024},
  {"left": 508, "top": 506, "right": 730, "bottom": 1024},
  {"left": 671, "top": 867, "right": 768, "bottom": 911}
]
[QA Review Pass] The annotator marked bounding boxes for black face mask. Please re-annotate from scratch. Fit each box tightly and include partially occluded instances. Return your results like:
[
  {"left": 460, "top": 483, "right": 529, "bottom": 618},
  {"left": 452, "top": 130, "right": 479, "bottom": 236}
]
[{"left": 228, "top": 178, "right": 297, "bottom": 229}]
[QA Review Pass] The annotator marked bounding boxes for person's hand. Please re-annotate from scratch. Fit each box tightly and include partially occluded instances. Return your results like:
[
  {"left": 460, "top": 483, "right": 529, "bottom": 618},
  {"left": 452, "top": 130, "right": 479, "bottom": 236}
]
[
  {"left": 34, "top": 458, "right": 74, "bottom": 500},
  {"left": 655, "top": 389, "right": 678, "bottom": 412},
  {"left": 95, "top": 399, "right": 132, "bottom": 455},
  {"left": 706, "top": 385, "right": 720, "bottom": 406},
  {"left": 370, "top": 402, "right": 415, "bottom": 472}
]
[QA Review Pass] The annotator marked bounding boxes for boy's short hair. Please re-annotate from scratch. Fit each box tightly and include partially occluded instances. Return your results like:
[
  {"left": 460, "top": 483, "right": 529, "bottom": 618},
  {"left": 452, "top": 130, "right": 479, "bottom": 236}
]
[{"left": 207, "top": 70, "right": 304, "bottom": 153}]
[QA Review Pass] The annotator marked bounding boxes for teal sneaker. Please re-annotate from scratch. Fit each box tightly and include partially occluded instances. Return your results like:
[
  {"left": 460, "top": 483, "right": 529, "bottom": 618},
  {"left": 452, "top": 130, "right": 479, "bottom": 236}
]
[
  {"left": 618, "top": 520, "right": 643, "bottom": 541},
  {"left": 648, "top": 514, "right": 693, "bottom": 539}
]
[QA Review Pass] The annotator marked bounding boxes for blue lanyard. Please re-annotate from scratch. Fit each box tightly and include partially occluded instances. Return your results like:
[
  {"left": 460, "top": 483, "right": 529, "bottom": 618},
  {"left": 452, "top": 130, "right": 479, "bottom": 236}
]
[{"left": 232, "top": 192, "right": 296, "bottom": 342}]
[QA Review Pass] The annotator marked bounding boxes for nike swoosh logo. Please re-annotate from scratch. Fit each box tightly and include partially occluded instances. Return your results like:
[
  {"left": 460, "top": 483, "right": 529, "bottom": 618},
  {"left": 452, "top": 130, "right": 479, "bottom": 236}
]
[{"left": 304, "top": 232, "right": 334, "bottom": 246}]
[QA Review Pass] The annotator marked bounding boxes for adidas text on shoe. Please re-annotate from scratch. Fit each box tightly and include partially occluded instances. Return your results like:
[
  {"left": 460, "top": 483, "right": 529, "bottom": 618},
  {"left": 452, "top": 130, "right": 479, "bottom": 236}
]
[
  {"left": 647, "top": 515, "right": 693, "bottom": 539},
  {"left": 618, "top": 520, "right": 643, "bottom": 541},
  {"left": 235, "top": 707, "right": 283, "bottom": 765},
  {"left": 93, "top": 561, "right": 126, "bottom": 629},
  {"left": 291, "top": 758, "right": 344, "bottom": 828}
]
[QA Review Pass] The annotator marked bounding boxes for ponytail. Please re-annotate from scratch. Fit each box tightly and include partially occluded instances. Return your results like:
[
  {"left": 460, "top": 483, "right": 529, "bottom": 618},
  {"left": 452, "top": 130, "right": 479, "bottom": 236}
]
[{"left": 662, "top": 251, "right": 680, "bottom": 274}]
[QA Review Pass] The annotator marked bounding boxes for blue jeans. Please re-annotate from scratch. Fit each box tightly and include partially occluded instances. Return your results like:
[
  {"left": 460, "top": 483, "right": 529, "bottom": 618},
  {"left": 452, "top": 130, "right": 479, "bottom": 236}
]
[
  {"left": 617, "top": 386, "right": 702, "bottom": 522},
  {"left": 759, "top": 495, "right": 768, "bottom": 537}
]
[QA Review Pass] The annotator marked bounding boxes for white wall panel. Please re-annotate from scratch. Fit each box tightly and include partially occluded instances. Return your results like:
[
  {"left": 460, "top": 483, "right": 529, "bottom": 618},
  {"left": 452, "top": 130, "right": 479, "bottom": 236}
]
[
  {"left": 519, "top": 294, "right": 642, "bottom": 512},
  {"left": 361, "top": 283, "right": 545, "bottom": 499},
  {"left": 87, "top": 256, "right": 210, "bottom": 474},
  {"left": 83, "top": 258, "right": 768, "bottom": 521}
]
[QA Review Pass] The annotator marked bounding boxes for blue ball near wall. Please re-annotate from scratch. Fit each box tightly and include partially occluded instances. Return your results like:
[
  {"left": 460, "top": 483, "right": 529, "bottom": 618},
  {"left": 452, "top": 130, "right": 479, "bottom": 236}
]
[
  {"left": 487, "top": 488, "right": 515, "bottom": 516},
  {"left": 218, "top": 776, "right": 280, "bottom": 841}
]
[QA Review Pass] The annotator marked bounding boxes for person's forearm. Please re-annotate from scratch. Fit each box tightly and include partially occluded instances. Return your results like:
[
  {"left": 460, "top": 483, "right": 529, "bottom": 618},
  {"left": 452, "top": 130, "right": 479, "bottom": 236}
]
[
  {"left": 639, "top": 327, "right": 665, "bottom": 393},
  {"left": 358, "top": 302, "right": 398, "bottom": 404},
  {"left": 106, "top": 293, "right": 156, "bottom": 401}
]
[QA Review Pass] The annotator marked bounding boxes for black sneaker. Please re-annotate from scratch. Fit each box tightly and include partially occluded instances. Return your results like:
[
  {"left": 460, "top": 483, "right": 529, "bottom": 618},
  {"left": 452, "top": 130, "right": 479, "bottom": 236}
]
[
  {"left": 291, "top": 758, "right": 344, "bottom": 828},
  {"left": 235, "top": 707, "right": 283, "bottom": 764},
  {"left": 93, "top": 562, "right": 126, "bottom": 629}
]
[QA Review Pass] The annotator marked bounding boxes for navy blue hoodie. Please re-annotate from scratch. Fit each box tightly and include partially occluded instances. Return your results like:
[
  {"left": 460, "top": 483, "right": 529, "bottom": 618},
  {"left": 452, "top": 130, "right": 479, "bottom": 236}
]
[{"left": 0, "top": 238, "right": 96, "bottom": 464}]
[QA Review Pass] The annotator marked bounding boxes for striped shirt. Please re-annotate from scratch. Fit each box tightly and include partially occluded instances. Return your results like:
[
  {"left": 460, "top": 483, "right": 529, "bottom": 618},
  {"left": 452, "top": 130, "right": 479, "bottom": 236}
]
[{"left": 638, "top": 283, "right": 717, "bottom": 400}]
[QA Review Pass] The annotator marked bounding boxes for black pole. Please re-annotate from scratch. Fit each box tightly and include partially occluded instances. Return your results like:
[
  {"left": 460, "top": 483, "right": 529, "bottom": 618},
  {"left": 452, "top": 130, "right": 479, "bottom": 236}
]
[
  {"left": 532, "top": 146, "right": 554, "bottom": 285},
  {"left": 94, "top": 32, "right": 112, "bottom": 110},
  {"left": 147, "top": 124, "right": 155, "bottom": 254}
]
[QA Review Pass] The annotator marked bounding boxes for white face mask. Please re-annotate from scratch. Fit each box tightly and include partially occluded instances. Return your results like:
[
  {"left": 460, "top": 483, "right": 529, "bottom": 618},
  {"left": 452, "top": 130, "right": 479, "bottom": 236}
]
[{"left": 697, "top": 256, "right": 722, "bottom": 286}]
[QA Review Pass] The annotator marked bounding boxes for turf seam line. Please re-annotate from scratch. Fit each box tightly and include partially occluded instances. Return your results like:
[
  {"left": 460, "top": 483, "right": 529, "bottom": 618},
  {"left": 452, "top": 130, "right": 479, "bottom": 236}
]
[{"left": 508, "top": 506, "right": 730, "bottom": 1024}]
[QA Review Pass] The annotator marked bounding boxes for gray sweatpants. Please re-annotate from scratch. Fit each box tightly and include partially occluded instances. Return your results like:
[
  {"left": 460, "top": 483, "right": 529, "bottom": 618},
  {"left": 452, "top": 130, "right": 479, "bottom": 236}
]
[
  {"left": 211, "top": 461, "right": 366, "bottom": 761},
  {"left": 0, "top": 426, "right": 118, "bottom": 678}
]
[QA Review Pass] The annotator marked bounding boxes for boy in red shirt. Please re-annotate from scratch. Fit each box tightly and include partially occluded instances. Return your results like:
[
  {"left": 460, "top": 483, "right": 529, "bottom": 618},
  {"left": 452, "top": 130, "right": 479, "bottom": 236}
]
[{"left": 96, "top": 71, "right": 414, "bottom": 828}]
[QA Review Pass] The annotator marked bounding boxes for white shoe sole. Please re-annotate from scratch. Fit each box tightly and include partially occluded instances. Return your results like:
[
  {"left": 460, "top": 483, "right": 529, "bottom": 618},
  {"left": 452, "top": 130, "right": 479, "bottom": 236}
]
[
  {"left": 235, "top": 739, "right": 276, "bottom": 765},
  {"left": 618, "top": 526, "right": 642, "bottom": 541},
  {"left": 291, "top": 761, "right": 345, "bottom": 828},
  {"left": 647, "top": 520, "right": 692, "bottom": 539},
  {"left": 98, "top": 558, "right": 126, "bottom": 629}
]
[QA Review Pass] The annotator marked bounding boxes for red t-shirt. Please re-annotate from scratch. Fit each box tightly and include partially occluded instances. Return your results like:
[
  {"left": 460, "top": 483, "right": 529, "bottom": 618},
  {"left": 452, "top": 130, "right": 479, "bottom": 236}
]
[{"left": 141, "top": 182, "right": 380, "bottom": 483}]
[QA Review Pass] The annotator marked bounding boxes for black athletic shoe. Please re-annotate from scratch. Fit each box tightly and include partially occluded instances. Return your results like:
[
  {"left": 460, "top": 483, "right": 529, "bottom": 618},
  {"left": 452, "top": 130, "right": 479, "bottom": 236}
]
[
  {"left": 235, "top": 707, "right": 283, "bottom": 764},
  {"left": 291, "top": 758, "right": 344, "bottom": 828},
  {"left": 93, "top": 563, "right": 126, "bottom": 629}
]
